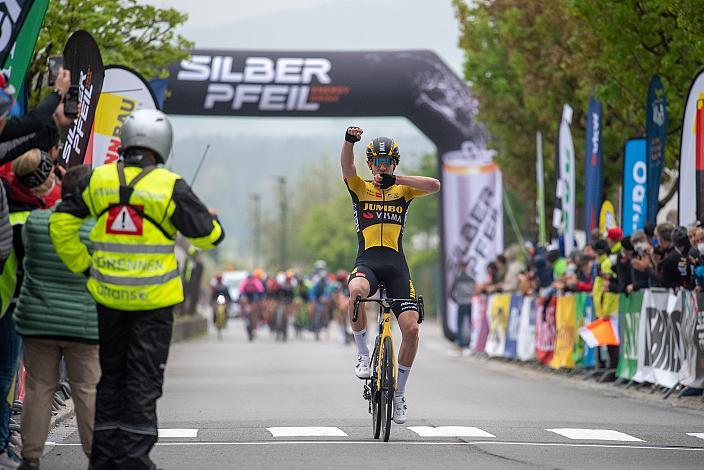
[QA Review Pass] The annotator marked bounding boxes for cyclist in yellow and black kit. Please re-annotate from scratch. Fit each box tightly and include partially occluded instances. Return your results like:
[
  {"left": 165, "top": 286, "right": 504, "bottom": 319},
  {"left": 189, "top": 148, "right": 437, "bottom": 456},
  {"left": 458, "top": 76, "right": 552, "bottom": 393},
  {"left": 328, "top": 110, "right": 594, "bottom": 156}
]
[{"left": 341, "top": 126, "right": 440, "bottom": 424}]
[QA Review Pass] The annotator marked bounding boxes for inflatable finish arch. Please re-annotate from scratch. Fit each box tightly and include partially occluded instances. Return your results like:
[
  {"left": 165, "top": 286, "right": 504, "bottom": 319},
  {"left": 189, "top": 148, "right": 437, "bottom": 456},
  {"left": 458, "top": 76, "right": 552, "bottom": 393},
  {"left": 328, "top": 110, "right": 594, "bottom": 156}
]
[{"left": 164, "top": 49, "right": 504, "bottom": 341}]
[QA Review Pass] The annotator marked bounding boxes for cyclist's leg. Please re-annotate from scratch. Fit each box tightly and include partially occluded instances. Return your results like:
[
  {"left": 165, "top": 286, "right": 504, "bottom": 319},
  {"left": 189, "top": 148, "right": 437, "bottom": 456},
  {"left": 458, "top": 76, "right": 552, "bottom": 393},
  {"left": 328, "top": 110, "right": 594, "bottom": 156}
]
[
  {"left": 396, "top": 309, "right": 420, "bottom": 367},
  {"left": 347, "top": 265, "right": 378, "bottom": 332},
  {"left": 387, "top": 273, "right": 418, "bottom": 424},
  {"left": 348, "top": 266, "right": 378, "bottom": 378},
  {"left": 388, "top": 274, "right": 420, "bottom": 393}
]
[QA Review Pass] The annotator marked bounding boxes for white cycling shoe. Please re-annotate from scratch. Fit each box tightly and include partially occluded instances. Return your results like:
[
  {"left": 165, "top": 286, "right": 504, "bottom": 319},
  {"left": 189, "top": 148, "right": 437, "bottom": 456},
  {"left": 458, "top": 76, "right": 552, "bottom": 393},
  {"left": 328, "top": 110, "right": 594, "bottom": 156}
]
[
  {"left": 393, "top": 395, "right": 408, "bottom": 424},
  {"left": 355, "top": 355, "right": 371, "bottom": 379}
]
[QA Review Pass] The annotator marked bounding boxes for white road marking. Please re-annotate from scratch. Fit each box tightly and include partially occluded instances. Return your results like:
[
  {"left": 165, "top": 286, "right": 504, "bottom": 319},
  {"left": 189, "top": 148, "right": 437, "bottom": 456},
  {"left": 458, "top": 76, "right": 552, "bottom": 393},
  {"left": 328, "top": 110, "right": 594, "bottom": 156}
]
[
  {"left": 407, "top": 426, "right": 495, "bottom": 437},
  {"left": 51, "top": 441, "right": 704, "bottom": 451},
  {"left": 547, "top": 428, "right": 643, "bottom": 442},
  {"left": 158, "top": 429, "right": 199, "bottom": 438},
  {"left": 686, "top": 433, "right": 704, "bottom": 440},
  {"left": 267, "top": 427, "right": 348, "bottom": 437}
]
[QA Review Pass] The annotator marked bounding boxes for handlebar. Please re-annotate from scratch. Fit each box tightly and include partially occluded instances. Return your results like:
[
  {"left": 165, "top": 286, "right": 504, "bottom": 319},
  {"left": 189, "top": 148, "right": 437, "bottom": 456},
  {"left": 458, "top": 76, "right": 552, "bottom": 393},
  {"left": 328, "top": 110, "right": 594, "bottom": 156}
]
[
  {"left": 352, "top": 295, "right": 362, "bottom": 323},
  {"left": 352, "top": 294, "right": 425, "bottom": 324},
  {"left": 417, "top": 295, "right": 425, "bottom": 324}
]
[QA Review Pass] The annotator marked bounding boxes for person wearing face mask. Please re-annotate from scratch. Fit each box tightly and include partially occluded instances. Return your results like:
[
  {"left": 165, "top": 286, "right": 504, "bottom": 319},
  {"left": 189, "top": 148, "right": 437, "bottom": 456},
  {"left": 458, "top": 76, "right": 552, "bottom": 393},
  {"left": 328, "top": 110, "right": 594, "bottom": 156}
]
[
  {"left": 2, "top": 149, "right": 60, "bottom": 211},
  {"left": 341, "top": 126, "right": 440, "bottom": 425},
  {"left": 610, "top": 237, "right": 634, "bottom": 294},
  {"left": 660, "top": 226, "right": 693, "bottom": 290},
  {"left": 691, "top": 228, "right": 704, "bottom": 289},
  {"left": 630, "top": 230, "right": 657, "bottom": 290}
]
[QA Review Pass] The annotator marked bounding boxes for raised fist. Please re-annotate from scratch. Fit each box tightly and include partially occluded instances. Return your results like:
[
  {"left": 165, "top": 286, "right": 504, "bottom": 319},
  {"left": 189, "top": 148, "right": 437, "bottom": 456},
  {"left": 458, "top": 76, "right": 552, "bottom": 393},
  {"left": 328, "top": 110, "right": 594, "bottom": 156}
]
[{"left": 345, "top": 126, "right": 363, "bottom": 143}]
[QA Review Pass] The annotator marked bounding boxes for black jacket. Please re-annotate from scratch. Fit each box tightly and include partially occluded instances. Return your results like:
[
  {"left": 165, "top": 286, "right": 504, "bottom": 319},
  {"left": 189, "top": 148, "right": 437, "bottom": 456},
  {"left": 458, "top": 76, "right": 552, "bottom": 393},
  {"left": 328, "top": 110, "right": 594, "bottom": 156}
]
[
  {"left": 1, "top": 92, "right": 60, "bottom": 142},
  {"left": 56, "top": 159, "right": 225, "bottom": 246}
]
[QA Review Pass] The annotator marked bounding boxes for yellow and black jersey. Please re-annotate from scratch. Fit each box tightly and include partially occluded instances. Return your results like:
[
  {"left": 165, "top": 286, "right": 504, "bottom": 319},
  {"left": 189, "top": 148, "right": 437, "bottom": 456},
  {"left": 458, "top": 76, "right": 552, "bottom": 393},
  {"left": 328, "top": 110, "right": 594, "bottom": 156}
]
[{"left": 344, "top": 174, "right": 428, "bottom": 256}]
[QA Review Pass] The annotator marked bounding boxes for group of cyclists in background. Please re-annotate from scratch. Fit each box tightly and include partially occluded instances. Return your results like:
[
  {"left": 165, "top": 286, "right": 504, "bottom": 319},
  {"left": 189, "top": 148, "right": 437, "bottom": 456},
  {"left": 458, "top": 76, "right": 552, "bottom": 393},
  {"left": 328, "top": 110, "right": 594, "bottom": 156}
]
[{"left": 208, "top": 260, "right": 353, "bottom": 343}]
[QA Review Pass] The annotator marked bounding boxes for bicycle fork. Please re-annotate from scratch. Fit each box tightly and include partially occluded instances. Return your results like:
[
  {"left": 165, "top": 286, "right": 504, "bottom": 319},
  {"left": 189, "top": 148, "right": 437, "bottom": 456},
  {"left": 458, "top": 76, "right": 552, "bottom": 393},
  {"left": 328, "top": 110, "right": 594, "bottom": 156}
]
[{"left": 377, "top": 308, "right": 396, "bottom": 393}]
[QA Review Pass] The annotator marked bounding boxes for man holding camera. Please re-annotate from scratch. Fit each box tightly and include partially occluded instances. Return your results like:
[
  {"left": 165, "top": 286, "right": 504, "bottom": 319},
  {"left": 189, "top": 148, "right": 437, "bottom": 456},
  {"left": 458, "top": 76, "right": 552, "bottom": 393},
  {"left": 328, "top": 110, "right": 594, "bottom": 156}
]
[{"left": 0, "top": 69, "right": 72, "bottom": 167}]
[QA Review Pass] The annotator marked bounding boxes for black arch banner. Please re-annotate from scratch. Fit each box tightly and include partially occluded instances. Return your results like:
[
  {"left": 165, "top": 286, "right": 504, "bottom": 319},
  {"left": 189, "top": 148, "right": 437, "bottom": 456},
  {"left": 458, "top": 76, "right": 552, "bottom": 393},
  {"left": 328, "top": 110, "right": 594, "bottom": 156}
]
[{"left": 164, "top": 49, "right": 503, "bottom": 341}]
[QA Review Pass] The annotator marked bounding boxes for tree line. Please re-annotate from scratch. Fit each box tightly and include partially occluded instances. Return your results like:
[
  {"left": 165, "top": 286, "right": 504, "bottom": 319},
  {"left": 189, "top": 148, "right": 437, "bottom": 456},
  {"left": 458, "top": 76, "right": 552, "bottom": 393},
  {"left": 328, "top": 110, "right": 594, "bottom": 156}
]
[{"left": 452, "top": 0, "right": 704, "bottom": 238}]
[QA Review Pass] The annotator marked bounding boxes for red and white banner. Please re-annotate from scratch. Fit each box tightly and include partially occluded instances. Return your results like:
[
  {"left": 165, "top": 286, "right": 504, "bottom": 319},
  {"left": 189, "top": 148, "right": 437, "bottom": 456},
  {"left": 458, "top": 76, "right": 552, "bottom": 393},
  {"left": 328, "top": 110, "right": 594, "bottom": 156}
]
[
  {"left": 679, "top": 69, "right": 704, "bottom": 225},
  {"left": 86, "top": 66, "right": 159, "bottom": 168}
]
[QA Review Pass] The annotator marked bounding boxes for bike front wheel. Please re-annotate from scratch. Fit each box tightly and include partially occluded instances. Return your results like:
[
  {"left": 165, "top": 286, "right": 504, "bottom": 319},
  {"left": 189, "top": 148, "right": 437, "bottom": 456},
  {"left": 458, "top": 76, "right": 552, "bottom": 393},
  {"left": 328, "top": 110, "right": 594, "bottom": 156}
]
[
  {"left": 371, "top": 337, "right": 382, "bottom": 439},
  {"left": 380, "top": 336, "right": 394, "bottom": 442}
]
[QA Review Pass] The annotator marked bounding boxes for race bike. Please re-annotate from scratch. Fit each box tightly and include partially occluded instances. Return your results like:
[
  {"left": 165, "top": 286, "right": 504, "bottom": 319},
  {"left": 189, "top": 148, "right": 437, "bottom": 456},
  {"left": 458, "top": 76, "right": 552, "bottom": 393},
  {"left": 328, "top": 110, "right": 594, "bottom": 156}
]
[{"left": 214, "top": 294, "right": 228, "bottom": 340}]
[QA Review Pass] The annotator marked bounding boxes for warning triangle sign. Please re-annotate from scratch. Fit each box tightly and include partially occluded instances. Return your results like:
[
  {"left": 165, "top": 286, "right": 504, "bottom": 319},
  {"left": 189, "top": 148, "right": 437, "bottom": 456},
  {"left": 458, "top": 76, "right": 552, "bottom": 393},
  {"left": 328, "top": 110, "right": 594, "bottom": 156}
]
[
  {"left": 111, "top": 206, "right": 138, "bottom": 232},
  {"left": 106, "top": 205, "right": 144, "bottom": 235}
]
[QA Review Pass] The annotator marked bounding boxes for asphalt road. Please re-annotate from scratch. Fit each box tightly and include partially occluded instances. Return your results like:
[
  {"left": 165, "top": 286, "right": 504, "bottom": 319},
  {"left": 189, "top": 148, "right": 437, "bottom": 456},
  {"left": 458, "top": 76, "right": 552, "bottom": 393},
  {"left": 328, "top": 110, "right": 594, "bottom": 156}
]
[{"left": 43, "top": 316, "right": 704, "bottom": 469}]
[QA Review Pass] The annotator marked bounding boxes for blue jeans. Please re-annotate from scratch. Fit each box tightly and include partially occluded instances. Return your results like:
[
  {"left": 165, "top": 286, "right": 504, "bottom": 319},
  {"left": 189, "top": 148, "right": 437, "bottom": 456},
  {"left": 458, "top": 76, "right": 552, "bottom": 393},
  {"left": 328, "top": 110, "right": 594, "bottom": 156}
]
[
  {"left": 455, "top": 304, "right": 472, "bottom": 347},
  {"left": 0, "top": 308, "right": 21, "bottom": 449}
]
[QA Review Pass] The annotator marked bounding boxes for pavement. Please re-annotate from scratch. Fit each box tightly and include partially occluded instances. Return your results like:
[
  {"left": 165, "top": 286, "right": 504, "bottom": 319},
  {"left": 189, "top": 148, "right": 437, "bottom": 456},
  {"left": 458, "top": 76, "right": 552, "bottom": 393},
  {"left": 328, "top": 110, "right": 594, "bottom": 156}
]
[{"left": 42, "top": 317, "right": 704, "bottom": 469}]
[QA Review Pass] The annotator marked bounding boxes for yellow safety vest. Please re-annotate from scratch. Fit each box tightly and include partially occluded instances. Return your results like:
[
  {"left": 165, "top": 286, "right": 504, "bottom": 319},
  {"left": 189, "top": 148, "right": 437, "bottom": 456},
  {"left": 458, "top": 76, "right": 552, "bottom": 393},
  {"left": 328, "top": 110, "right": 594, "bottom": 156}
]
[
  {"left": 83, "top": 163, "right": 182, "bottom": 310},
  {"left": 0, "top": 211, "right": 29, "bottom": 318}
]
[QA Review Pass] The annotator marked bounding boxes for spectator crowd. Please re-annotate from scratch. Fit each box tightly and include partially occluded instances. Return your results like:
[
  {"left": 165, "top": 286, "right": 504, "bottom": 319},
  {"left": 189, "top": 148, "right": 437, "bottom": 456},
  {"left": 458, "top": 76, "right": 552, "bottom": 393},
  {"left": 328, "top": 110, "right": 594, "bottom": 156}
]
[{"left": 451, "top": 220, "right": 704, "bottom": 373}]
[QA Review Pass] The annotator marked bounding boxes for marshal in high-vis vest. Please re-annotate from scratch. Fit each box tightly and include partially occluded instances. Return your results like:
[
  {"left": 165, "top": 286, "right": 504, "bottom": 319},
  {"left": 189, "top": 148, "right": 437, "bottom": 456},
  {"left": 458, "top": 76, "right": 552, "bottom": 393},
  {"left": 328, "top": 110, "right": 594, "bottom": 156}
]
[{"left": 49, "top": 109, "right": 224, "bottom": 470}]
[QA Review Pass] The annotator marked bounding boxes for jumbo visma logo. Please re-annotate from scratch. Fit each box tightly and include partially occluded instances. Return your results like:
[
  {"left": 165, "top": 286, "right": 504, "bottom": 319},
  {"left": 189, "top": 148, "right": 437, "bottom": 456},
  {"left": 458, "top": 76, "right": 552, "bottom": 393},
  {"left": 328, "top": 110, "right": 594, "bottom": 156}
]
[{"left": 361, "top": 202, "right": 404, "bottom": 223}]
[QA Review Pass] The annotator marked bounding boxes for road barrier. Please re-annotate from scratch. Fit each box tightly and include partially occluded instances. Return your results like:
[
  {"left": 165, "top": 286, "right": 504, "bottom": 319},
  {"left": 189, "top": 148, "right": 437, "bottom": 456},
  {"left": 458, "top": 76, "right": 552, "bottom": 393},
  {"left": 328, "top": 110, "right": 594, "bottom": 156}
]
[{"left": 464, "top": 289, "right": 704, "bottom": 395}]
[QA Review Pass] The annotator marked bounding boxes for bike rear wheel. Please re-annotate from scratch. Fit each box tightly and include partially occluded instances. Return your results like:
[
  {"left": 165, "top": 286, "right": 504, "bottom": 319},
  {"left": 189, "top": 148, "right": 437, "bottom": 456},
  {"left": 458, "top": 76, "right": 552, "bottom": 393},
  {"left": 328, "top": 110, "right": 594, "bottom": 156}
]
[{"left": 380, "top": 336, "right": 394, "bottom": 442}]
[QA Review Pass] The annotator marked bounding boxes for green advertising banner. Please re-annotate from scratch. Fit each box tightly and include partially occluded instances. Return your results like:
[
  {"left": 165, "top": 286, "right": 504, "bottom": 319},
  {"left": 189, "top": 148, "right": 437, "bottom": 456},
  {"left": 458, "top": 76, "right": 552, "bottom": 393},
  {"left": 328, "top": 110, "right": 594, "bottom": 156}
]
[
  {"left": 2, "top": 0, "right": 50, "bottom": 95},
  {"left": 616, "top": 291, "right": 644, "bottom": 380},
  {"left": 573, "top": 292, "right": 586, "bottom": 366}
]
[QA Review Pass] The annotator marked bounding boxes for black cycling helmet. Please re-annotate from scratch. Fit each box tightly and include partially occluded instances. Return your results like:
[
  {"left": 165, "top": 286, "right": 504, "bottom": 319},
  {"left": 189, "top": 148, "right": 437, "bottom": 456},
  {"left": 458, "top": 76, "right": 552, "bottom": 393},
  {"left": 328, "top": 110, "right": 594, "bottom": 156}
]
[{"left": 366, "top": 137, "right": 400, "bottom": 163}]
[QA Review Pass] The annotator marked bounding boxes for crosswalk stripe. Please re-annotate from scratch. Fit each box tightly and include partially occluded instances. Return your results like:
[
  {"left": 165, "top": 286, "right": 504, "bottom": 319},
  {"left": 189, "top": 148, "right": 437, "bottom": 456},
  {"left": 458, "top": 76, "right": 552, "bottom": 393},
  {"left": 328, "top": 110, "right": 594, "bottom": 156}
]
[
  {"left": 407, "top": 426, "right": 495, "bottom": 437},
  {"left": 158, "top": 429, "right": 199, "bottom": 438},
  {"left": 52, "top": 441, "right": 704, "bottom": 451},
  {"left": 267, "top": 427, "right": 348, "bottom": 437},
  {"left": 686, "top": 433, "right": 704, "bottom": 440},
  {"left": 547, "top": 428, "right": 643, "bottom": 442}
]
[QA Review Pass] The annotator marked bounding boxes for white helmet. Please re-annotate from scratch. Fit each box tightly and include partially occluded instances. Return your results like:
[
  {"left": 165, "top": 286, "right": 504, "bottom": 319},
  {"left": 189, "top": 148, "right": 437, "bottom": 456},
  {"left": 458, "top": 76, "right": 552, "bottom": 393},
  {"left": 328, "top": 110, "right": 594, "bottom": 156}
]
[
  {"left": 314, "top": 259, "right": 327, "bottom": 271},
  {"left": 121, "top": 109, "right": 173, "bottom": 164}
]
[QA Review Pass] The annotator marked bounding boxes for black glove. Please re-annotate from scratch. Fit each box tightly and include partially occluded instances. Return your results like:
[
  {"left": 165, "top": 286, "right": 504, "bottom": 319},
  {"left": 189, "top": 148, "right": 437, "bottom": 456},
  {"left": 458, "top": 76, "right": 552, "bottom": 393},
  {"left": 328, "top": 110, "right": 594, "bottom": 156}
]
[
  {"left": 379, "top": 173, "right": 396, "bottom": 189},
  {"left": 345, "top": 128, "right": 361, "bottom": 143}
]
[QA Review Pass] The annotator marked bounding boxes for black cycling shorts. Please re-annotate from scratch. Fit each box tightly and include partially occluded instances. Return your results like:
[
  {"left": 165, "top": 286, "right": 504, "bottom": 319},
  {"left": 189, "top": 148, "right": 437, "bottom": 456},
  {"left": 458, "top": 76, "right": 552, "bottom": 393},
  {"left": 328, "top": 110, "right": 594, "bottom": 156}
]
[
  {"left": 348, "top": 252, "right": 418, "bottom": 317},
  {"left": 243, "top": 292, "right": 262, "bottom": 303}
]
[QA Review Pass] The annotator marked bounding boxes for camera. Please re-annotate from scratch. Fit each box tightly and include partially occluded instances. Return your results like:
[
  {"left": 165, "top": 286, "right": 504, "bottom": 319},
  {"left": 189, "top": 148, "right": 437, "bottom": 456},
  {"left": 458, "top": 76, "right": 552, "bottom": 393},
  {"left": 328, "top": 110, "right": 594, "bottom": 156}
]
[
  {"left": 47, "top": 55, "right": 63, "bottom": 86},
  {"left": 63, "top": 85, "right": 79, "bottom": 118}
]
